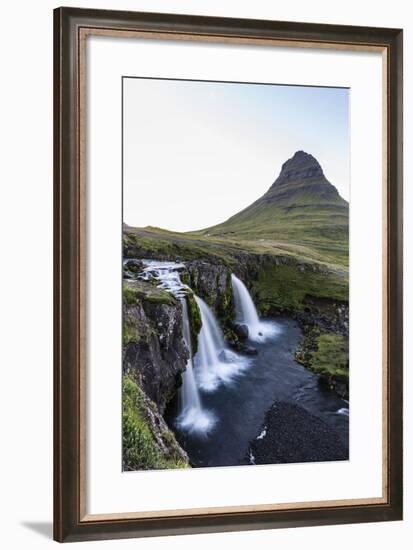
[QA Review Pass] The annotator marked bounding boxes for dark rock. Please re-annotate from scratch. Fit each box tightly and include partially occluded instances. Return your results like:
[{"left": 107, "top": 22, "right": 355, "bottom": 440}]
[
  {"left": 233, "top": 323, "right": 249, "bottom": 340},
  {"left": 276, "top": 150, "right": 325, "bottom": 186},
  {"left": 124, "top": 258, "right": 144, "bottom": 270},
  {"left": 247, "top": 401, "right": 348, "bottom": 465},
  {"left": 242, "top": 345, "right": 258, "bottom": 356},
  {"left": 186, "top": 260, "right": 229, "bottom": 311},
  {"left": 123, "top": 259, "right": 144, "bottom": 279},
  {"left": 123, "top": 281, "right": 189, "bottom": 413},
  {"left": 318, "top": 373, "right": 348, "bottom": 400}
]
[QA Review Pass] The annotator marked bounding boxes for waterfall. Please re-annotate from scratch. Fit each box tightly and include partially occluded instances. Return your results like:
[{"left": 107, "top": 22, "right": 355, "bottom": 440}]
[
  {"left": 194, "top": 296, "right": 249, "bottom": 392},
  {"left": 231, "top": 274, "right": 279, "bottom": 342},
  {"left": 231, "top": 274, "right": 260, "bottom": 329},
  {"left": 140, "top": 260, "right": 215, "bottom": 433},
  {"left": 136, "top": 261, "right": 252, "bottom": 429},
  {"left": 177, "top": 298, "right": 214, "bottom": 432}
]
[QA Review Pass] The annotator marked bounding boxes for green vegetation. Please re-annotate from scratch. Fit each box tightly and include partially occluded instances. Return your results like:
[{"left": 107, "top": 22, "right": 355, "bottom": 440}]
[
  {"left": 123, "top": 320, "right": 141, "bottom": 346},
  {"left": 216, "top": 272, "right": 235, "bottom": 337},
  {"left": 124, "top": 227, "right": 238, "bottom": 266},
  {"left": 123, "top": 283, "right": 143, "bottom": 346},
  {"left": 251, "top": 264, "right": 348, "bottom": 314},
  {"left": 309, "top": 333, "right": 349, "bottom": 378},
  {"left": 296, "top": 329, "right": 349, "bottom": 397},
  {"left": 123, "top": 280, "right": 175, "bottom": 307},
  {"left": 123, "top": 375, "right": 189, "bottom": 471},
  {"left": 123, "top": 153, "right": 350, "bottom": 398},
  {"left": 203, "top": 213, "right": 348, "bottom": 265},
  {"left": 123, "top": 285, "right": 140, "bottom": 306},
  {"left": 124, "top": 225, "right": 340, "bottom": 268},
  {"left": 185, "top": 292, "right": 202, "bottom": 354},
  {"left": 123, "top": 226, "right": 348, "bottom": 322},
  {"left": 123, "top": 281, "right": 174, "bottom": 346},
  {"left": 199, "top": 153, "right": 349, "bottom": 267}
]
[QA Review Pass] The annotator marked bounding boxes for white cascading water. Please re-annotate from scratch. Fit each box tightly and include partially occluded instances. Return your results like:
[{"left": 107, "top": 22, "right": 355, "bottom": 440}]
[
  {"left": 231, "top": 273, "right": 279, "bottom": 342},
  {"left": 139, "top": 260, "right": 215, "bottom": 433},
  {"left": 194, "top": 296, "right": 249, "bottom": 392},
  {"left": 139, "top": 260, "right": 249, "bottom": 396},
  {"left": 177, "top": 298, "right": 214, "bottom": 432}
]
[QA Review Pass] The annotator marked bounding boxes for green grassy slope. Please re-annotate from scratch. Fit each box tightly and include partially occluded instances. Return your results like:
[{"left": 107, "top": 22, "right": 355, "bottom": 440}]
[
  {"left": 123, "top": 151, "right": 349, "bottom": 400},
  {"left": 123, "top": 151, "right": 349, "bottom": 311},
  {"left": 196, "top": 151, "right": 349, "bottom": 266},
  {"left": 123, "top": 375, "right": 190, "bottom": 470}
]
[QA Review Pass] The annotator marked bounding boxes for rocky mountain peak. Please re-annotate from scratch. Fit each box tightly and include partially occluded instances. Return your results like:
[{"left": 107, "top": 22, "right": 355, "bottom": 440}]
[{"left": 273, "top": 150, "right": 325, "bottom": 187}]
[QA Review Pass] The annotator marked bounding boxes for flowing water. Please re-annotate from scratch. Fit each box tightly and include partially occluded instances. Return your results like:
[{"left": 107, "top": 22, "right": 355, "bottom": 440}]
[
  {"left": 177, "top": 298, "right": 215, "bottom": 432},
  {"left": 193, "top": 296, "right": 250, "bottom": 392},
  {"left": 166, "top": 317, "right": 349, "bottom": 467},
  {"left": 231, "top": 274, "right": 279, "bottom": 341},
  {"left": 137, "top": 260, "right": 349, "bottom": 465},
  {"left": 139, "top": 260, "right": 247, "bottom": 432}
]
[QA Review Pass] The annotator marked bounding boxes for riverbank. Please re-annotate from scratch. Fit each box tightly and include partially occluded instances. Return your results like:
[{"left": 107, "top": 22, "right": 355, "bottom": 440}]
[
  {"left": 123, "top": 257, "right": 349, "bottom": 470},
  {"left": 124, "top": 225, "right": 349, "bottom": 398},
  {"left": 166, "top": 316, "right": 348, "bottom": 468},
  {"left": 248, "top": 401, "right": 348, "bottom": 465}
]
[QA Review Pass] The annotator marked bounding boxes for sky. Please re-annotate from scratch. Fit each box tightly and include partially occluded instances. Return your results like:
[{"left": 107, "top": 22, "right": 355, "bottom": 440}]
[{"left": 123, "top": 77, "right": 349, "bottom": 232}]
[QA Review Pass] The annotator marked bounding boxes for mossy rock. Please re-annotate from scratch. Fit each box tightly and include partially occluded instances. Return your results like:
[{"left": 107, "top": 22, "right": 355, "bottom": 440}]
[
  {"left": 296, "top": 330, "right": 349, "bottom": 398},
  {"left": 123, "top": 285, "right": 141, "bottom": 306},
  {"left": 180, "top": 270, "right": 191, "bottom": 286},
  {"left": 217, "top": 272, "right": 234, "bottom": 324},
  {"left": 123, "top": 376, "right": 189, "bottom": 470},
  {"left": 123, "top": 280, "right": 176, "bottom": 307},
  {"left": 185, "top": 292, "right": 202, "bottom": 355},
  {"left": 309, "top": 333, "right": 349, "bottom": 378},
  {"left": 123, "top": 320, "right": 140, "bottom": 346}
]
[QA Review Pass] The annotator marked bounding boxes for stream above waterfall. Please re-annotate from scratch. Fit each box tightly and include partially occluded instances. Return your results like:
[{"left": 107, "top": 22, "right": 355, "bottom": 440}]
[{"left": 138, "top": 260, "right": 349, "bottom": 467}]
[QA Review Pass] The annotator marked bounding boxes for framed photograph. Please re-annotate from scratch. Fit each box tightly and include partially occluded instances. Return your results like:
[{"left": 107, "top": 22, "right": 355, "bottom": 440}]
[{"left": 53, "top": 7, "right": 403, "bottom": 542}]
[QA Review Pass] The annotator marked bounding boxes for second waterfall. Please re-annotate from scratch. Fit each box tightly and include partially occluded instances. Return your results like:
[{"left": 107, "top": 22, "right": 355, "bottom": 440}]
[
  {"left": 193, "top": 296, "right": 249, "bottom": 392},
  {"left": 140, "top": 260, "right": 249, "bottom": 434},
  {"left": 231, "top": 274, "right": 280, "bottom": 342}
]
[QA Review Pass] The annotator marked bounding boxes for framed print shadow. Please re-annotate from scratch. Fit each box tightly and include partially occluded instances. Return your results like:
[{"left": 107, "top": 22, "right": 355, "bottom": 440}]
[{"left": 53, "top": 6, "right": 403, "bottom": 543}]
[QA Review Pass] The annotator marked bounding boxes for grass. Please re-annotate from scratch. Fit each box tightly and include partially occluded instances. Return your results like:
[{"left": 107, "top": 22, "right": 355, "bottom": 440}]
[
  {"left": 123, "top": 225, "right": 349, "bottom": 321},
  {"left": 123, "top": 321, "right": 141, "bottom": 346},
  {"left": 251, "top": 264, "right": 348, "bottom": 314},
  {"left": 122, "top": 281, "right": 174, "bottom": 346},
  {"left": 309, "top": 334, "right": 349, "bottom": 378},
  {"left": 124, "top": 225, "right": 348, "bottom": 272},
  {"left": 198, "top": 169, "right": 349, "bottom": 266},
  {"left": 123, "top": 280, "right": 176, "bottom": 307},
  {"left": 124, "top": 227, "right": 238, "bottom": 266},
  {"left": 123, "top": 375, "right": 189, "bottom": 471},
  {"left": 123, "top": 285, "right": 139, "bottom": 306},
  {"left": 123, "top": 154, "right": 349, "bottom": 314},
  {"left": 295, "top": 330, "right": 349, "bottom": 397}
]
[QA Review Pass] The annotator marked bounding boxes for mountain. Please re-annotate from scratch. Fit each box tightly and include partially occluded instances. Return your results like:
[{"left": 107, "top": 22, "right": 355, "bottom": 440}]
[{"left": 199, "top": 151, "right": 348, "bottom": 262}]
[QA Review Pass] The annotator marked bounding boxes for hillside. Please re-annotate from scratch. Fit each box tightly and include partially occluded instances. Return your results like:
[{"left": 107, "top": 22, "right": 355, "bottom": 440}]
[
  {"left": 123, "top": 150, "right": 349, "bottom": 313},
  {"left": 122, "top": 150, "right": 350, "bottom": 460},
  {"left": 198, "top": 150, "right": 348, "bottom": 265}
]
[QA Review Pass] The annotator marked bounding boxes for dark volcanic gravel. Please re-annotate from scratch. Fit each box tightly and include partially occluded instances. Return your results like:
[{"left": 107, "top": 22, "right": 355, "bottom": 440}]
[{"left": 248, "top": 401, "right": 348, "bottom": 465}]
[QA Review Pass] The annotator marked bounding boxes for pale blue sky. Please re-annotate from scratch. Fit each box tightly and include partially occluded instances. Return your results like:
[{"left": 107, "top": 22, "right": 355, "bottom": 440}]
[{"left": 124, "top": 78, "right": 349, "bottom": 232}]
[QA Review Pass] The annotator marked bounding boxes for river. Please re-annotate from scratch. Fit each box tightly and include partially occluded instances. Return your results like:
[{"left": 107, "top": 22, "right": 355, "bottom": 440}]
[
  {"left": 138, "top": 259, "right": 349, "bottom": 468},
  {"left": 166, "top": 317, "right": 349, "bottom": 467}
]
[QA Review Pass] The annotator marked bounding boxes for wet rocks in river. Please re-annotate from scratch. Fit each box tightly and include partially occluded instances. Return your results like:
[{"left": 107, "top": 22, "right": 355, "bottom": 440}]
[
  {"left": 233, "top": 323, "right": 249, "bottom": 340},
  {"left": 123, "top": 259, "right": 144, "bottom": 279},
  {"left": 240, "top": 344, "right": 258, "bottom": 355}
]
